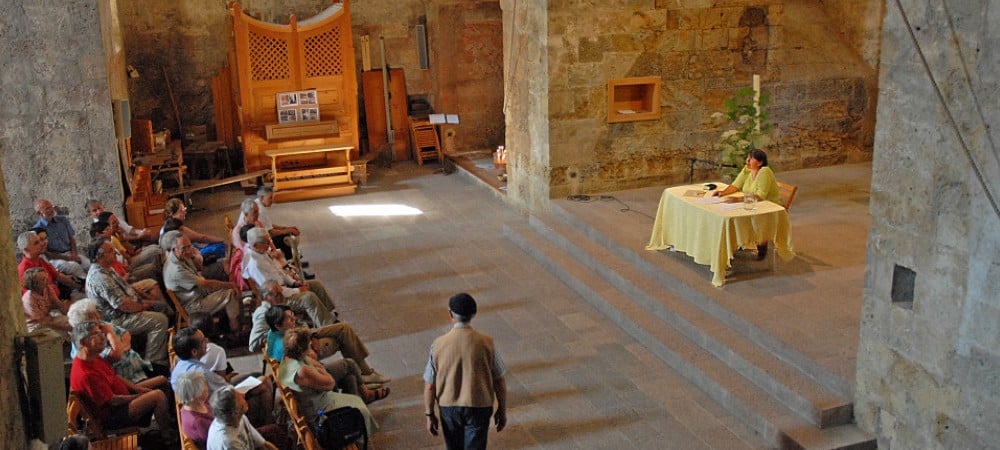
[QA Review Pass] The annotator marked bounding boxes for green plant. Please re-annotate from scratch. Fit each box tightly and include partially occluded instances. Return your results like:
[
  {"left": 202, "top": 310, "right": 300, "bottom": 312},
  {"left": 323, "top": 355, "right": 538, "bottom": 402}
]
[{"left": 710, "top": 87, "right": 772, "bottom": 180}]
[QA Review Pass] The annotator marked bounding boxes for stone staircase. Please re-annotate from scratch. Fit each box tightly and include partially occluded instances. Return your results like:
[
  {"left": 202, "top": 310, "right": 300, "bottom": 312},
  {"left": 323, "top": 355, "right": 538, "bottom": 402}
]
[{"left": 504, "top": 203, "right": 876, "bottom": 450}]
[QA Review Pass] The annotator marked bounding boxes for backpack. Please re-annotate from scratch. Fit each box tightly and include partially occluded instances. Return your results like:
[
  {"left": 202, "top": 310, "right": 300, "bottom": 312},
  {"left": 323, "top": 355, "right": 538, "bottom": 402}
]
[{"left": 314, "top": 406, "right": 367, "bottom": 450}]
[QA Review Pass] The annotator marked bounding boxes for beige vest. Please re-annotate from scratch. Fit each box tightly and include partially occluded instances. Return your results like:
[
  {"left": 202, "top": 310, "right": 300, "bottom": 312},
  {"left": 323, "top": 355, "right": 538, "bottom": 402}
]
[{"left": 432, "top": 327, "right": 497, "bottom": 408}]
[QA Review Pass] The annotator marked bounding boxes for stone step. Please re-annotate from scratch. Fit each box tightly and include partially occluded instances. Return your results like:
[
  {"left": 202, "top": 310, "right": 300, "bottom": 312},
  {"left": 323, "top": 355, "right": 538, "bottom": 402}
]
[
  {"left": 526, "top": 212, "right": 852, "bottom": 428},
  {"left": 549, "top": 201, "right": 854, "bottom": 401},
  {"left": 504, "top": 221, "right": 875, "bottom": 450}
]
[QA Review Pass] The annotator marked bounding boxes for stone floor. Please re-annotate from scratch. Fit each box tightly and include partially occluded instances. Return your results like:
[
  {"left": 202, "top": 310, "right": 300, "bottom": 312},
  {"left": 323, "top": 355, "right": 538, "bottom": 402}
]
[{"left": 185, "top": 160, "right": 872, "bottom": 450}]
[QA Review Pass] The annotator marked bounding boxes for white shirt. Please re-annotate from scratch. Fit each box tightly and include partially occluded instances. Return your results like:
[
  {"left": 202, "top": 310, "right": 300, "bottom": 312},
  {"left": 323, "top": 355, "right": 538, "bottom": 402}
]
[
  {"left": 244, "top": 250, "right": 299, "bottom": 298},
  {"left": 253, "top": 199, "right": 274, "bottom": 231},
  {"left": 206, "top": 415, "right": 265, "bottom": 450}
]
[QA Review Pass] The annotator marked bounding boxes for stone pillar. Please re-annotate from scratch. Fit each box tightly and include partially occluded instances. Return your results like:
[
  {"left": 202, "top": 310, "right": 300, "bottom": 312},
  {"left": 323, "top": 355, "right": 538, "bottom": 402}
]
[
  {"left": 0, "top": 169, "right": 27, "bottom": 450},
  {"left": 856, "top": 0, "right": 1000, "bottom": 448},
  {"left": 502, "top": 0, "right": 550, "bottom": 212}
]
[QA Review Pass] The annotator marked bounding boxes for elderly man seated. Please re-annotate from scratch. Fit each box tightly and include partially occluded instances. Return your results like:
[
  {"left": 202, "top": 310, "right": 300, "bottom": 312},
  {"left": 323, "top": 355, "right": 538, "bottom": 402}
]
[
  {"left": 69, "top": 321, "right": 172, "bottom": 434},
  {"left": 243, "top": 227, "right": 337, "bottom": 325},
  {"left": 251, "top": 281, "right": 390, "bottom": 387},
  {"left": 34, "top": 198, "right": 90, "bottom": 280},
  {"left": 207, "top": 386, "right": 277, "bottom": 450},
  {"left": 86, "top": 237, "right": 171, "bottom": 369},
  {"left": 171, "top": 327, "right": 274, "bottom": 427},
  {"left": 162, "top": 230, "right": 242, "bottom": 332}
]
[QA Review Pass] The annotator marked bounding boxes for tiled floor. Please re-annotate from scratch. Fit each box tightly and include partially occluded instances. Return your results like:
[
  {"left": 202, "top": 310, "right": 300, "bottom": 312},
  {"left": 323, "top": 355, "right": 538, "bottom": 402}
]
[{"left": 186, "top": 160, "right": 871, "bottom": 449}]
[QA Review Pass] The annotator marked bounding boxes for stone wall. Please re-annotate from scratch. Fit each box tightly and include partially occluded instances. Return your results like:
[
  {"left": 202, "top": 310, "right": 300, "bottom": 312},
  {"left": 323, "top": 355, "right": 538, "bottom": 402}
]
[
  {"left": 0, "top": 0, "right": 122, "bottom": 243},
  {"left": 541, "top": 0, "right": 878, "bottom": 198},
  {"left": 856, "top": 0, "right": 1000, "bottom": 448},
  {"left": 120, "top": 0, "right": 504, "bottom": 155}
]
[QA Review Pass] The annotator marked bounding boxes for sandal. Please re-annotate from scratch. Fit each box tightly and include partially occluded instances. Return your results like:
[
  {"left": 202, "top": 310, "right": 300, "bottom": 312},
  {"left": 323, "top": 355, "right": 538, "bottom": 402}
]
[{"left": 361, "top": 386, "right": 390, "bottom": 404}]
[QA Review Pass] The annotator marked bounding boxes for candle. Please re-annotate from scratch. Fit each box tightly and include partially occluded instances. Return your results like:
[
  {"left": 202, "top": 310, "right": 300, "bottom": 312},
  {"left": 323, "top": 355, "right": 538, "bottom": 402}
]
[{"left": 752, "top": 74, "right": 761, "bottom": 131}]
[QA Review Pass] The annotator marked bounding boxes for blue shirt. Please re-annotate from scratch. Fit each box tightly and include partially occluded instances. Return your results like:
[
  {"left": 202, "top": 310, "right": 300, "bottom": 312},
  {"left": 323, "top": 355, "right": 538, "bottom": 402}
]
[
  {"left": 35, "top": 216, "right": 75, "bottom": 253},
  {"left": 266, "top": 330, "right": 285, "bottom": 361},
  {"left": 171, "top": 358, "right": 229, "bottom": 394}
]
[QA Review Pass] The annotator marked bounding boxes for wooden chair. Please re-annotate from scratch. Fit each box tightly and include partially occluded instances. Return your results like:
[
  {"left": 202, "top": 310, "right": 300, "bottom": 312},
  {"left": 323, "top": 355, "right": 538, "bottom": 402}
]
[
  {"left": 223, "top": 214, "right": 235, "bottom": 268},
  {"left": 274, "top": 377, "right": 324, "bottom": 450},
  {"left": 165, "top": 290, "right": 190, "bottom": 330},
  {"left": 777, "top": 181, "right": 798, "bottom": 211},
  {"left": 66, "top": 391, "right": 140, "bottom": 450},
  {"left": 173, "top": 396, "right": 201, "bottom": 450},
  {"left": 410, "top": 119, "right": 442, "bottom": 165}
]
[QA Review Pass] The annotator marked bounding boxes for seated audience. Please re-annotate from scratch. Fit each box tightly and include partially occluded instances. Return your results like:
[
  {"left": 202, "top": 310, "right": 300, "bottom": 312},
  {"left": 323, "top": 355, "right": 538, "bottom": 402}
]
[
  {"left": 90, "top": 219, "right": 161, "bottom": 285},
  {"left": 67, "top": 299, "right": 167, "bottom": 385},
  {"left": 162, "top": 217, "right": 228, "bottom": 281},
  {"left": 34, "top": 198, "right": 89, "bottom": 280},
  {"left": 93, "top": 210, "right": 162, "bottom": 273},
  {"left": 249, "top": 281, "right": 388, "bottom": 385},
  {"left": 69, "top": 321, "right": 172, "bottom": 433},
  {"left": 176, "top": 371, "right": 285, "bottom": 450},
  {"left": 17, "top": 230, "right": 81, "bottom": 299},
  {"left": 244, "top": 227, "right": 336, "bottom": 319},
  {"left": 265, "top": 305, "right": 389, "bottom": 402},
  {"left": 86, "top": 199, "right": 157, "bottom": 243},
  {"left": 21, "top": 267, "right": 72, "bottom": 340},
  {"left": 278, "top": 328, "right": 378, "bottom": 439},
  {"left": 162, "top": 230, "right": 241, "bottom": 332},
  {"left": 171, "top": 327, "right": 274, "bottom": 427},
  {"left": 207, "top": 386, "right": 276, "bottom": 450},
  {"left": 255, "top": 185, "right": 300, "bottom": 260},
  {"left": 86, "top": 238, "right": 171, "bottom": 368},
  {"left": 162, "top": 198, "right": 227, "bottom": 263}
]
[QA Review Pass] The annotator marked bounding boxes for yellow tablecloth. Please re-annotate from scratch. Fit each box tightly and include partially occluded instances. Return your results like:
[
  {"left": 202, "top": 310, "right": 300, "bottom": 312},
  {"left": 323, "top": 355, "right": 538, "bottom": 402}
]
[{"left": 645, "top": 184, "right": 795, "bottom": 286}]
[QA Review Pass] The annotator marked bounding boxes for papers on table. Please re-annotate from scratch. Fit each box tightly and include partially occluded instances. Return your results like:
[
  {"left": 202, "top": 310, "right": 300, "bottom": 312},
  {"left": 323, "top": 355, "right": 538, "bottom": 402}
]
[
  {"left": 696, "top": 196, "right": 725, "bottom": 204},
  {"left": 715, "top": 202, "right": 746, "bottom": 210},
  {"left": 234, "top": 376, "right": 262, "bottom": 394},
  {"left": 684, "top": 189, "right": 705, "bottom": 197}
]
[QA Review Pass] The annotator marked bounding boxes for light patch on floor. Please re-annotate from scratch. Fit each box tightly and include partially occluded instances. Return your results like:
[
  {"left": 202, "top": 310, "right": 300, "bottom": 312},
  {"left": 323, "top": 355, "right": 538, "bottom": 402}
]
[{"left": 328, "top": 204, "right": 423, "bottom": 217}]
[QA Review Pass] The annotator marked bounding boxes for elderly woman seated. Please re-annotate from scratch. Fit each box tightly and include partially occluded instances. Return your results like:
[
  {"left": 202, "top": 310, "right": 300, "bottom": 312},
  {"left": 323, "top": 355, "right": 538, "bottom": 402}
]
[
  {"left": 21, "top": 267, "right": 72, "bottom": 341},
  {"left": 277, "top": 328, "right": 378, "bottom": 439},
  {"left": 207, "top": 385, "right": 278, "bottom": 450},
  {"left": 176, "top": 371, "right": 285, "bottom": 450}
]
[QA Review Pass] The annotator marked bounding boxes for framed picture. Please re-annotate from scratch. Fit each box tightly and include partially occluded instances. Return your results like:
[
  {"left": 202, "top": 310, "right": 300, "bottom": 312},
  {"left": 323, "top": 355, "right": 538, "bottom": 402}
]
[
  {"left": 300, "top": 107, "right": 320, "bottom": 121},
  {"left": 278, "top": 108, "right": 299, "bottom": 124},
  {"left": 298, "top": 89, "right": 318, "bottom": 105},
  {"left": 277, "top": 92, "right": 299, "bottom": 107}
]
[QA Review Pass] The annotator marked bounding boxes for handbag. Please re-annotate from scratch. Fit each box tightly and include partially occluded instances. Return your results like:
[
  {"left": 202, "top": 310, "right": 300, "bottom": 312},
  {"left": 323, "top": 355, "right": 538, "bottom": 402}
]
[{"left": 314, "top": 406, "right": 367, "bottom": 450}]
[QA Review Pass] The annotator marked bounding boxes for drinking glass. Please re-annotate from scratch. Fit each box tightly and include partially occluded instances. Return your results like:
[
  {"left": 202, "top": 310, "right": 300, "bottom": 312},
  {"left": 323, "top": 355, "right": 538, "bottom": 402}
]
[{"left": 743, "top": 194, "right": 757, "bottom": 211}]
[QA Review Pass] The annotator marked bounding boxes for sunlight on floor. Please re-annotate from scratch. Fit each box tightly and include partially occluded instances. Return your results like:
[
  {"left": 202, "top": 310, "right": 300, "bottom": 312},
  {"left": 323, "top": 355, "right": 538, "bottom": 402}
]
[{"left": 328, "top": 204, "right": 424, "bottom": 217}]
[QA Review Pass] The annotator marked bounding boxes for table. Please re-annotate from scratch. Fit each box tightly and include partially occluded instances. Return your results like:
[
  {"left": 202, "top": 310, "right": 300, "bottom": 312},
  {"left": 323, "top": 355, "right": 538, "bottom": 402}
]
[{"left": 646, "top": 183, "right": 795, "bottom": 286}]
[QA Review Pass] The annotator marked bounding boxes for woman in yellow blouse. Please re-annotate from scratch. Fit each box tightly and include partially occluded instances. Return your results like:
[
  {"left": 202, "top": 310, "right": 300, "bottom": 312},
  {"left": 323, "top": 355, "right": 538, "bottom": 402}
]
[{"left": 713, "top": 150, "right": 780, "bottom": 259}]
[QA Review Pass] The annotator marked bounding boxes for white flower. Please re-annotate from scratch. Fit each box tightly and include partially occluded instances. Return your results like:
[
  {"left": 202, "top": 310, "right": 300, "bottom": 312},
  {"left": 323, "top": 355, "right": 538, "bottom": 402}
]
[
  {"left": 720, "top": 129, "right": 739, "bottom": 140},
  {"left": 737, "top": 114, "right": 751, "bottom": 124}
]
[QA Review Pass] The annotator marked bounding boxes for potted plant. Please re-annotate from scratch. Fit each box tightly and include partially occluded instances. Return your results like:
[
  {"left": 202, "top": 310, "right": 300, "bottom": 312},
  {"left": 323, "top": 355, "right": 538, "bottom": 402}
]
[{"left": 710, "top": 87, "right": 772, "bottom": 180}]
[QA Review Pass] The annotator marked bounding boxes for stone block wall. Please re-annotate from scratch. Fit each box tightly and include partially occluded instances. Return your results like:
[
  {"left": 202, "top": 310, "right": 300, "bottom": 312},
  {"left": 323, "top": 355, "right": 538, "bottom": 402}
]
[
  {"left": 1, "top": 0, "right": 121, "bottom": 243},
  {"left": 540, "top": 0, "right": 878, "bottom": 198},
  {"left": 857, "top": 0, "right": 1000, "bottom": 448}
]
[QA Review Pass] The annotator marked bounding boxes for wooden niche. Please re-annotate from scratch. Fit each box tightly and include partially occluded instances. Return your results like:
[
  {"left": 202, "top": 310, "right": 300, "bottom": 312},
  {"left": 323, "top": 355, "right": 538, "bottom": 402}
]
[{"left": 607, "top": 76, "right": 662, "bottom": 123}]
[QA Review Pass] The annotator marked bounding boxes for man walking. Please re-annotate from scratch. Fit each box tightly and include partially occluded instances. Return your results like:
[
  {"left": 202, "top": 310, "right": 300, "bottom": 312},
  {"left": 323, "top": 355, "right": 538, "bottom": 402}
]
[{"left": 424, "top": 293, "right": 507, "bottom": 450}]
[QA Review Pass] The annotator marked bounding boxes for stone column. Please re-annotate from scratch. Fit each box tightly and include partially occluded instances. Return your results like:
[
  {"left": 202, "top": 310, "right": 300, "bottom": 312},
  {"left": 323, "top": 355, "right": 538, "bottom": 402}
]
[
  {"left": 0, "top": 169, "right": 27, "bottom": 450},
  {"left": 502, "top": 0, "right": 551, "bottom": 213}
]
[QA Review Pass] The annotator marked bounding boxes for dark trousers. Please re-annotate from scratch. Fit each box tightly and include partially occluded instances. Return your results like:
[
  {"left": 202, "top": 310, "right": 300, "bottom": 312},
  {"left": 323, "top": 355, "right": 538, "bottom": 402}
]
[
  {"left": 273, "top": 232, "right": 294, "bottom": 260},
  {"left": 439, "top": 406, "right": 493, "bottom": 450}
]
